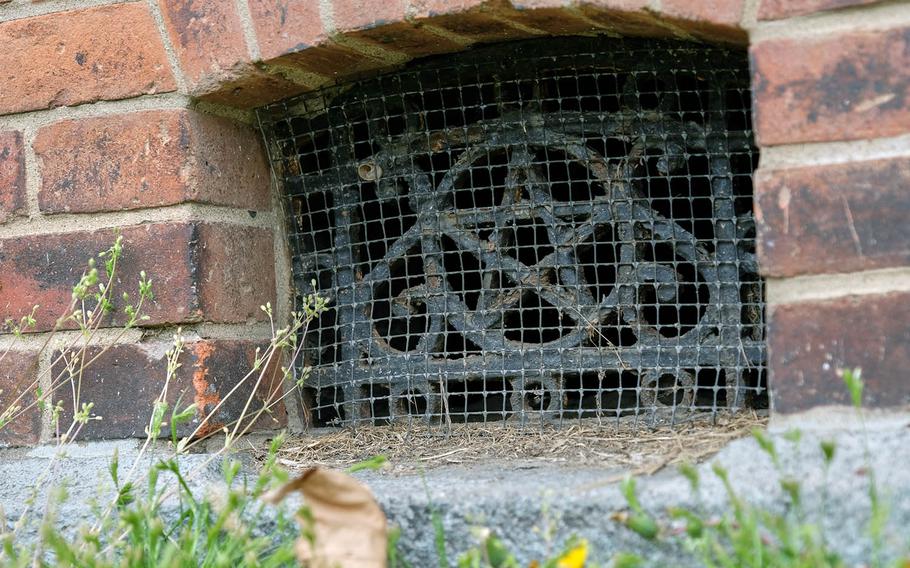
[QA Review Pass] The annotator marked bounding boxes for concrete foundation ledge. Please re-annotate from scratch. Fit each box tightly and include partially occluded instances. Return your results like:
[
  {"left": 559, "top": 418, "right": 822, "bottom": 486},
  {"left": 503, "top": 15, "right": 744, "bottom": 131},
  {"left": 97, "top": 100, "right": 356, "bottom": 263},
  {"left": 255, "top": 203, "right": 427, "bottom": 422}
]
[
  {"left": 365, "top": 423, "right": 910, "bottom": 565},
  {"left": 1, "top": 422, "right": 909, "bottom": 566}
]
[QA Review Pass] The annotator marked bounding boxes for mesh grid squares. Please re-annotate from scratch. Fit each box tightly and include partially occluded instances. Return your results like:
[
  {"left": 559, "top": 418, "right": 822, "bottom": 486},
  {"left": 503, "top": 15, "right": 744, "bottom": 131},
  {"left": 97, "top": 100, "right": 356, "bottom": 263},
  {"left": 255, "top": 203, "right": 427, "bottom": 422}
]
[{"left": 257, "top": 36, "right": 766, "bottom": 428}]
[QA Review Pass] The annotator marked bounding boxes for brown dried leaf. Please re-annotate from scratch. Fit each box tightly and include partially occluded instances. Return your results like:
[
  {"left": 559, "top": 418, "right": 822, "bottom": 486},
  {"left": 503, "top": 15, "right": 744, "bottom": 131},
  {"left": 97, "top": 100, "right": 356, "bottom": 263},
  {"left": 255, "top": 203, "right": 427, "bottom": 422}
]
[{"left": 266, "top": 467, "right": 387, "bottom": 568}]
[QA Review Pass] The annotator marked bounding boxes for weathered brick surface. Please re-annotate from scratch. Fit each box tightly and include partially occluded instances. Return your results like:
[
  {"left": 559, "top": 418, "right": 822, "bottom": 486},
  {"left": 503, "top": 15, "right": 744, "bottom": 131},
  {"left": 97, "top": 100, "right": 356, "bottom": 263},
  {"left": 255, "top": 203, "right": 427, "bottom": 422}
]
[
  {"left": 187, "top": 339, "right": 286, "bottom": 434},
  {"left": 577, "top": 5, "right": 676, "bottom": 39},
  {"left": 769, "top": 292, "right": 910, "bottom": 413},
  {"left": 0, "top": 4, "right": 175, "bottom": 115},
  {"left": 35, "top": 110, "right": 270, "bottom": 214},
  {"left": 54, "top": 340, "right": 286, "bottom": 440},
  {"left": 248, "top": 0, "right": 324, "bottom": 60},
  {"left": 159, "top": 0, "right": 251, "bottom": 87},
  {"left": 196, "top": 67, "right": 312, "bottom": 108},
  {"left": 751, "top": 27, "right": 910, "bottom": 145},
  {"left": 0, "top": 350, "right": 40, "bottom": 447},
  {"left": 661, "top": 0, "right": 744, "bottom": 26},
  {"left": 197, "top": 223, "right": 278, "bottom": 323},
  {"left": 755, "top": 158, "right": 910, "bottom": 277},
  {"left": 269, "top": 43, "right": 388, "bottom": 81},
  {"left": 0, "top": 131, "right": 25, "bottom": 223},
  {"left": 660, "top": 0, "right": 747, "bottom": 43},
  {"left": 332, "top": 0, "right": 406, "bottom": 32},
  {"left": 0, "top": 222, "right": 275, "bottom": 332},
  {"left": 0, "top": 223, "right": 196, "bottom": 331},
  {"left": 350, "top": 21, "right": 464, "bottom": 58},
  {"left": 756, "top": 158, "right": 910, "bottom": 276},
  {"left": 247, "top": 0, "right": 753, "bottom": 82},
  {"left": 758, "top": 0, "right": 880, "bottom": 20},
  {"left": 420, "top": 8, "right": 533, "bottom": 43},
  {"left": 586, "top": 0, "right": 651, "bottom": 8},
  {"left": 504, "top": 7, "right": 597, "bottom": 35},
  {"left": 433, "top": 0, "right": 590, "bottom": 38},
  {"left": 409, "top": 0, "right": 485, "bottom": 18}
]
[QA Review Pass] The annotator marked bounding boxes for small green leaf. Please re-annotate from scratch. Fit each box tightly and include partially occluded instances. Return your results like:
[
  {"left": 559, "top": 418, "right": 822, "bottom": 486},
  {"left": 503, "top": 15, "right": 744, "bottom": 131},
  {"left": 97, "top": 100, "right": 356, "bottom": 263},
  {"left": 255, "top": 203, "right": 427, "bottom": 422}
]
[
  {"left": 346, "top": 454, "right": 388, "bottom": 473},
  {"left": 820, "top": 440, "right": 836, "bottom": 465},
  {"left": 780, "top": 477, "right": 801, "bottom": 505},
  {"left": 782, "top": 428, "right": 802, "bottom": 444},
  {"left": 752, "top": 428, "right": 777, "bottom": 465},
  {"left": 678, "top": 462, "right": 700, "bottom": 491},
  {"left": 625, "top": 513, "right": 658, "bottom": 540},
  {"left": 841, "top": 368, "right": 864, "bottom": 408},
  {"left": 611, "top": 552, "right": 644, "bottom": 568},
  {"left": 620, "top": 477, "right": 642, "bottom": 513}
]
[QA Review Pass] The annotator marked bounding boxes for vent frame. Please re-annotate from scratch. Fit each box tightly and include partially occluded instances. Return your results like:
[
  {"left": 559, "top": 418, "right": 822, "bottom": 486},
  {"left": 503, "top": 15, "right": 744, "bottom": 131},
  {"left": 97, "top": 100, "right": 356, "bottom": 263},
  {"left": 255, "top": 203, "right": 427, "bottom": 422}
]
[{"left": 257, "top": 36, "right": 766, "bottom": 428}]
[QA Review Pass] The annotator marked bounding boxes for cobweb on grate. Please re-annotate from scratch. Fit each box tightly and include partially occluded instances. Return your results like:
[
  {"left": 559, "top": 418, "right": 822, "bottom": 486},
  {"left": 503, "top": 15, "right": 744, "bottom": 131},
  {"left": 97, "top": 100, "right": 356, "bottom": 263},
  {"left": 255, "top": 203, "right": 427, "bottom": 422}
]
[{"left": 257, "top": 36, "right": 766, "bottom": 428}]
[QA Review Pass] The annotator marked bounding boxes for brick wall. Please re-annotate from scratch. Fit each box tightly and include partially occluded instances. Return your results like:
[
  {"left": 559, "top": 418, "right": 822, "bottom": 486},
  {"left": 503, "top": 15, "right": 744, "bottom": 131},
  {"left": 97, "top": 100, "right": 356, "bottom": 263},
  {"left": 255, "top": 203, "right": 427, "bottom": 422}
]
[
  {"left": 749, "top": 3, "right": 910, "bottom": 415},
  {"left": 0, "top": 0, "right": 906, "bottom": 444}
]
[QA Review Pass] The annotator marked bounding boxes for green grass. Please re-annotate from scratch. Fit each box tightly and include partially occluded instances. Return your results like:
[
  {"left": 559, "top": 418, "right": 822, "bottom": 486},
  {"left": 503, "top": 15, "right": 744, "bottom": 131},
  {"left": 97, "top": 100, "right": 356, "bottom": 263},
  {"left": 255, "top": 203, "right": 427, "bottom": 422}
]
[{"left": 2, "top": 437, "right": 299, "bottom": 568}]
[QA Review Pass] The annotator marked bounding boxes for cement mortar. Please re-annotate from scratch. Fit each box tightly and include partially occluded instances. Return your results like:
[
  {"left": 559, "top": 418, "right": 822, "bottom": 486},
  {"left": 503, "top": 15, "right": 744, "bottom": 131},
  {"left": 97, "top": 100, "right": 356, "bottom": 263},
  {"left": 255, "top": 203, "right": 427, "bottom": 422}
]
[{"left": 1, "top": 421, "right": 909, "bottom": 566}]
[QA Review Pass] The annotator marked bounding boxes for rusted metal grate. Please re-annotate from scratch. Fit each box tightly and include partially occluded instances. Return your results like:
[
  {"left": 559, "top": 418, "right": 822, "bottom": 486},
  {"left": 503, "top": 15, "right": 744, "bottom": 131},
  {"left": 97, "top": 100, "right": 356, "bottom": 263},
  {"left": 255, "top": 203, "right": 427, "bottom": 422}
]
[{"left": 258, "top": 37, "right": 766, "bottom": 428}]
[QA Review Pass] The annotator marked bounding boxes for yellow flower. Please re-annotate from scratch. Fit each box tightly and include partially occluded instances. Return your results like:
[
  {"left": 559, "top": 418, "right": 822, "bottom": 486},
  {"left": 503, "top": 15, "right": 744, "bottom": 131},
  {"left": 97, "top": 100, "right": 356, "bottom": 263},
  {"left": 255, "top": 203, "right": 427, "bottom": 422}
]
[{"left": 556, "top": 539, "right": 588, "bottom": 568}]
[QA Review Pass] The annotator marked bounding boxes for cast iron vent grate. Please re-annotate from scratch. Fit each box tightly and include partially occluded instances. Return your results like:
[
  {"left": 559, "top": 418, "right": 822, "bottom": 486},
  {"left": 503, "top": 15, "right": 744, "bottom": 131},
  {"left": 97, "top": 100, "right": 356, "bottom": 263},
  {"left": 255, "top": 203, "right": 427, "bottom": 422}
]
[{"left": 258, "top": 37, "right": 765, "bottom": 428}]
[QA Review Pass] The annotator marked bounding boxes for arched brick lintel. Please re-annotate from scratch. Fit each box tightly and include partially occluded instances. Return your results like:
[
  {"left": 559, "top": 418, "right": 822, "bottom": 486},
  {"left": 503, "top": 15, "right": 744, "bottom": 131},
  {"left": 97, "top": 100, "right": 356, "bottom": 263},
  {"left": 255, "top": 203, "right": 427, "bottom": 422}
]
[{"left": 161, "top": 0, "right": 747, "bottom": 110}]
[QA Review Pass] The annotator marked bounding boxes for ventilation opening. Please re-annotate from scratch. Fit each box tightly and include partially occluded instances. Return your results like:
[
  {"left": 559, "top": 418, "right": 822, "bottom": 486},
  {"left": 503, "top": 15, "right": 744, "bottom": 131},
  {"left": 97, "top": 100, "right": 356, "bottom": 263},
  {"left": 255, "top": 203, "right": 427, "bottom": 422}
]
[{"left": 259, "top": 36, "right": 766, "bottom": 427}]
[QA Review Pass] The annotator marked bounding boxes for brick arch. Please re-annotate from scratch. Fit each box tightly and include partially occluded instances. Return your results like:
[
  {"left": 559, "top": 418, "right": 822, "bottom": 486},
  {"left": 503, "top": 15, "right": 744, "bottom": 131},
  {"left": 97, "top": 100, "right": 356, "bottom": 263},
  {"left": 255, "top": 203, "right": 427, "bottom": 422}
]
[{"left": 160, "top": 0, "right": 748, "bottom": 109}]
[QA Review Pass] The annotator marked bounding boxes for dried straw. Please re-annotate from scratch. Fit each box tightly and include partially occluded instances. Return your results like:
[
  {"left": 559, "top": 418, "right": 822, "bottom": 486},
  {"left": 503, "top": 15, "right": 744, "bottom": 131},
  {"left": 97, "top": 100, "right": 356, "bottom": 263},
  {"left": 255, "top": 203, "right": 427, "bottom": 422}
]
[{"left": 274, "top": 410, "right": 767, "bottom": 475}]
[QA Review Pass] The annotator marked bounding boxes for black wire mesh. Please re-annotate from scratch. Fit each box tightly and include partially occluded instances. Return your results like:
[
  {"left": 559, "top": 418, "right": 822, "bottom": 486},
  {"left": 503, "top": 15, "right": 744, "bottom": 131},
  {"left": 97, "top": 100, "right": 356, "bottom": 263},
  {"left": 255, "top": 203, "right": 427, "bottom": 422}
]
[{"left": 257, "top": 36, "right": 766, "bottom": 428}]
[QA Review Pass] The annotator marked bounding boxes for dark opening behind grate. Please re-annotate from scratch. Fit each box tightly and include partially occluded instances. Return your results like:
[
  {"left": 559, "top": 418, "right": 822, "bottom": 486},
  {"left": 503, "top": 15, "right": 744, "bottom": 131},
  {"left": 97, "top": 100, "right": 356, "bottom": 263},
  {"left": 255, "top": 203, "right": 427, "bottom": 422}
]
[{"left": 257, "top": 36, "right": 766, "bottom": 428}]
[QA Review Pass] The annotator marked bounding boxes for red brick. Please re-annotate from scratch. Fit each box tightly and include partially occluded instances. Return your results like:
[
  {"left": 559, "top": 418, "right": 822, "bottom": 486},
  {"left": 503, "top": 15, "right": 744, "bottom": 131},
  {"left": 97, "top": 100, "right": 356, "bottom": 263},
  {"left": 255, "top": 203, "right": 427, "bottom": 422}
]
[
  {"left": 0, "top": 350, "right": 40, "bottom": 447},
  {"left": 412, "top": 0, "right": 534, "bottom": 44},
  {"left": 758, "top": 0, "right": 880, "bottom": 20},
  {"left": 269, "top": 42, "right": 389, "bottom": 80},
  {"left": 755, "top": 159, "right": 910, "bottom": 277},
  {"left": 0, "top": 4, "right": 175, "bottom": 115},
  {"left": 349, "top": 21, "right": 464, "bottom": 59},
  {"left": 0, "top": 131, "right": 25, "bottom": 224},
  {"left": 333, "top": 0, "right": 406, "bottom": 32},
  {"left": 197, "top": 223, "right": 278, "bottom": 324},
  {"left": 195, "top": 67, "right": 313, "bottom": 108},
  {"left": 751, "top": 27, "right": 910, "bottom": 145},
  {"left": 577, "top": 4, "right": 677, "bottom": 39},
  {"left": 409, "top": 0, "right": 484, "bottom": 18},
  {"left": 421, "top": 9, "right": 534, "bottom": 43},
  {"left": 35, "top": 110, "right": 270, "bottom": 214},
  {"left": 769, "top": 292, "right": 910, "bottom": 413},
  {"left": 499, "top": 4, "right": 599, "bottom": 35},
  {"left": 54, "top": 340, "right": 287, "bottom": 440},
  {"left": 585, "top": 0, "right": 651, "bottom": 8},
  {"left": 0, "top": 222, "right": 275, "bottom": 332},
  {"left": 248, "top": 0, "right": 325, "bottom": 60},
  {"left": 0, "top": 223, "right": 195, "bottom": 331},
  {"left": 661, "top": 0, "right": 743, "bottom": 25},
  {"left": 159, "top": 0, "right": 251, "bottom": 87},
  {"left": 660, "top": 0, "right": 747, "bottom": 43}
]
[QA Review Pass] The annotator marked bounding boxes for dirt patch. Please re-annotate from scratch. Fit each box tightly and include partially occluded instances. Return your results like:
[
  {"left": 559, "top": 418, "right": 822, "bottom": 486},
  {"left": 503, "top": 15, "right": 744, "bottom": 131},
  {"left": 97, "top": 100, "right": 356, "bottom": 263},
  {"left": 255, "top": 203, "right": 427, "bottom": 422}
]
[{"left": 274, "top": 411, "right": 768, "bottom": 475}]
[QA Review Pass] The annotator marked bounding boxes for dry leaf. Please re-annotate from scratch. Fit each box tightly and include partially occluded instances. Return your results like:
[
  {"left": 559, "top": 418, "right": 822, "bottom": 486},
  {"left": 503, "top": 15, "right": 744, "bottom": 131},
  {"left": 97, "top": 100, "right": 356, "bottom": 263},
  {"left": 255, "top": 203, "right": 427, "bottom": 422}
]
[{"left": 266, "top": 467, "right": 388, "bottom": 568}]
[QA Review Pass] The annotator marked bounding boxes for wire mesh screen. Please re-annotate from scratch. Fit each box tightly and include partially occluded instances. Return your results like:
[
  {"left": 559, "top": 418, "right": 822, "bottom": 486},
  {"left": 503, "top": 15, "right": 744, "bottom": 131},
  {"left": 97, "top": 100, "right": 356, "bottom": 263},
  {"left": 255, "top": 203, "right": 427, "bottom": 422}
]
[{"left": 258, "top": 37, "right": 766, "bottom": 428}]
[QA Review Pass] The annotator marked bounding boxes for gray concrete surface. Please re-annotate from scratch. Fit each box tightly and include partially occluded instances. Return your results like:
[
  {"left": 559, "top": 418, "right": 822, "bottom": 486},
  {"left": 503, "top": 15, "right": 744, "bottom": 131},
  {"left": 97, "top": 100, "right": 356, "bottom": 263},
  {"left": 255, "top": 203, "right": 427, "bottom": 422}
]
[
  {"left": 362, "top": 414, "right": 910, "bottom": 566},
  {"left": 0, "top": 441, "right": 224, "bottom": 544},
  {"left": 1, "top": 412, "right": 909, "bottom": 566}
]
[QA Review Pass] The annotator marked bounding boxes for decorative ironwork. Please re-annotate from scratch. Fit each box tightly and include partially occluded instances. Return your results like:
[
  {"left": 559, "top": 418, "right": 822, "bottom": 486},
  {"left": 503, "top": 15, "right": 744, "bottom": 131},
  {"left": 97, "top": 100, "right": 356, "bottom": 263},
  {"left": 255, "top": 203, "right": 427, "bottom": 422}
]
[{"left": 258, "top": 37, "right": 766, "bottom": 427}]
